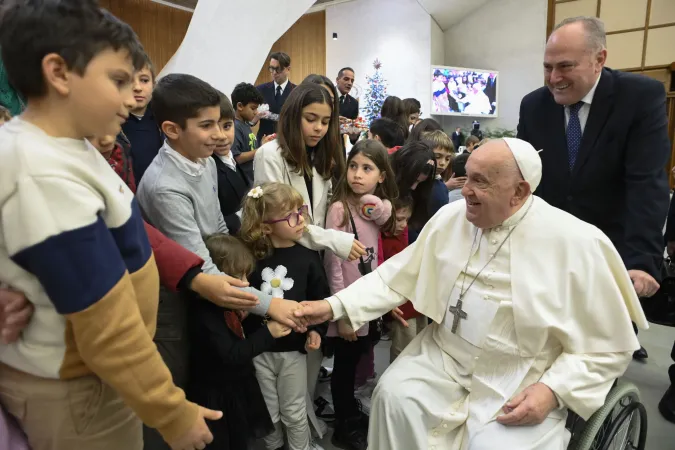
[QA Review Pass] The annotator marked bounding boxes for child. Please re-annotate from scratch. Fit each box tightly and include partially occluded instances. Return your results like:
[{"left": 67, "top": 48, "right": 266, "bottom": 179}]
[
  {"left": 324, "top": 140, "right": 397, "bottom": 450},
  {"left": 422, "top": 129, "right": 454, "bottom": 216},
  {"left": 0, "top": 1, "right": 217, "bottom": 449},
  {"left": 465, "top": 134, "right": 481, "bottom": 153},
  {"left": 390, "top": 141, "right": 437, "bottom": 243},
  {"left": 121, "top": 53, "right": 164, "bottom": 183},
  {"left": 239, "top": 182, "right": 330, "bottom": 450},
  {"left": 380, "top": 96, "right": 409, "bottom": 140},
  {"left": 231, "top": 82, "right": 271, "bottom": 181},
  {"left": 89, "top": 133, "right": 136, "bottom": 193},
  {"left": 381, "top": 196, "right": 427, "bottom": 362},
  {"left": 402, "top": 97, "right": 421, "bottom": 127},
  {"left": 137, "top": 73, "right": 292, "bottom": 321},
  {"left": 253, "top": 82, "right": 363, "bottom": 261},
  {"left": 189, "top": 234, "right": 291, "bottom": 450},
  {"left": 408, "top": 117, "right": 442, "bottom": 143},
  {"left": 448, "top": 152, "right": 470, "bottom": 203},
  {"left": 0, "top": 105, "right": 10, "bottom": 125},
  {"left": 368, "top": 117, "right": 405, "bottom": 152},
  {"left": 213, "top": 92, "right": 251, "bottom": 234}
]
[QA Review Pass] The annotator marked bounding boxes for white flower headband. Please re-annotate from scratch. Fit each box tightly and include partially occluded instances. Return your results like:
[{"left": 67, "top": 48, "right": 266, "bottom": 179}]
[{"left": 248, "top": 186, "right": 264, "bottom": 199}]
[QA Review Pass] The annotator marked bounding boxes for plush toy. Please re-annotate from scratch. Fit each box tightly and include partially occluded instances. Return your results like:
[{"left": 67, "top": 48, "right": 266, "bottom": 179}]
[{"left": 358, "top": 194, "right": 392, "bottom": 226}]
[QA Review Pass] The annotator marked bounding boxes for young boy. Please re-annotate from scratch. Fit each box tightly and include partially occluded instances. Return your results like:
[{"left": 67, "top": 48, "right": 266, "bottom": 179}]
[
  {"left": 421, "top": 129, "right": 454, "bottom": 216},
  {"left": 448, "top": 152, "right": 469, "bottom": 203},
  {"left": 136, "top": 74, "right": 304, "bottom": 329},
  {"left": 464, "top": 134, "right": 480, "bottom": 153},
  {"left": 0, "top": 2, "right": 219, "bottom": 449},
  {"left": 121, "top": 54, "right": 164, "bottom": 183},
  {"left": 213, "top": 92, "right": 251, "bottom": 234},
  {"left": 380, "top": 196, "right": 428, "bottom": 362},
  {"left": 230, "top": 82, "right": 266, "bottom": 180},
  {"left": 368, "top": 117, "right": 405, "bottom": 152}
]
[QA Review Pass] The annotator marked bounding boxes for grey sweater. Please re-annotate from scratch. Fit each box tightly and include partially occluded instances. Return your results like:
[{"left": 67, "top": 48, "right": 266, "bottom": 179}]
[{"left": 137, "top": 144, "right": 272, "bottom": 314}]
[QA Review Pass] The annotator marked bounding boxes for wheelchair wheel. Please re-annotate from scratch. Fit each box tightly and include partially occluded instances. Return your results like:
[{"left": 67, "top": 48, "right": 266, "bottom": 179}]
[{"left": 571, "top": 381, "right": 647, "bottom": 450}]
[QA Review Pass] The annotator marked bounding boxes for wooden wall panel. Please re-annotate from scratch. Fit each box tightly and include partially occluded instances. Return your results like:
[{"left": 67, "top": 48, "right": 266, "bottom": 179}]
[
  {"left": 254, "top": 11, "right": 326, "bottom": 87},
  {"left": 100, "top": 0, "right": 192, "bottom": 73}
]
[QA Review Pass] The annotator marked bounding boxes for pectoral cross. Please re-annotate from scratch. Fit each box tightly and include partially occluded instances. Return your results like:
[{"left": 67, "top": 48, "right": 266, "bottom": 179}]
[{"left": 448, "top": 297, "right": 468, "bottom": 334}]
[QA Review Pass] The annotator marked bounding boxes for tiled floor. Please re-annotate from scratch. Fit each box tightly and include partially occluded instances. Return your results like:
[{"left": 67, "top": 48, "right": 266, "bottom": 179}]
[{"left": 312, "top": 324, "right": 675, "bottom": 450}]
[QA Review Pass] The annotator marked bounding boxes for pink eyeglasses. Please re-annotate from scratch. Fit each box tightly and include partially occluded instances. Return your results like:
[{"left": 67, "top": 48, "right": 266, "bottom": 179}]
[{"left": 264, "top": 205, "right": 309, "bottom": 227}]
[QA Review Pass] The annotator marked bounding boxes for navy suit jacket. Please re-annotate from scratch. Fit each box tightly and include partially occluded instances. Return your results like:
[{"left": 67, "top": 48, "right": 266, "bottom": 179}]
[
  {"left": 339, "top": 93, "right": 359, "bottom": 120},
  {"left": 517, "top": 67, "right": 670, "bottom": 279},
  {"left": 256, "top": 81, "right": 296, "bottom": 143}
]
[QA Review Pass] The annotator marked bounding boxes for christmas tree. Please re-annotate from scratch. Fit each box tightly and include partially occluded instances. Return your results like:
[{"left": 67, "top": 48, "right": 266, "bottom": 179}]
[{"left": 363, "top": 59, "right": 388, "bottom": 126}]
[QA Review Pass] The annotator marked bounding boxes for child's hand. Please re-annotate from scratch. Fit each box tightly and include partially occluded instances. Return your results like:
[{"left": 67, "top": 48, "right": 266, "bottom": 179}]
[
  {"left": 358, "top": 195, "right": 392, "bottom": 226},
  {"left": 262, "top": 134, "right": 276, "bottom": 144},
  {"left": 337, "top": 319, "right": 357, "bottom": 342},
  {"left": 305, "top": 330, "right": 321, "bottom": 351},
  {"left": 445, "top": 174, "right": 467, "bottom": 190},
  {"left": 348, "top": 239, "right": 367, "bottom": 261},
  {"left": 390, "top": 307, "right": 409, "bottom": 328},
  {"left": 267, "top": 320, "right": 292, "bottom": 338}
]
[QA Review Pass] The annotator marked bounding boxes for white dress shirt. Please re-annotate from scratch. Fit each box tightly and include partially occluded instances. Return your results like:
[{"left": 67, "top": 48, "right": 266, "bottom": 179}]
[
  {"left": 163, "top": 141, "right": 208, "bottom": 177},
  {"left": 564, "top": 73, "right": 601, "bottom": 133},
  {"left": 274, "top": 79, "right": 289, "bottom": 95}
]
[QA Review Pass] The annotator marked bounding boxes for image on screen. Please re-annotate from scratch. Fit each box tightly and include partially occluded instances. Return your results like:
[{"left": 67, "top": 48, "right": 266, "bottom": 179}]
[{"left": 431, "top": 66, "right": 498, "bottom": 117}]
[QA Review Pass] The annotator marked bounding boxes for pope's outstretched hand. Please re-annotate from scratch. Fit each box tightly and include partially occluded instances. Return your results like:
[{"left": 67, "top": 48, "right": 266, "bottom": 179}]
[{"left": 294, "top": 300, "right": 334, "bottom": 325}]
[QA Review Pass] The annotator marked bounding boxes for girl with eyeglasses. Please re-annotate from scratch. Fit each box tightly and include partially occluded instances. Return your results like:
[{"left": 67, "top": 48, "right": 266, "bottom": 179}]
[{"left": 239, "top": 182, "right": 331, "bottom": 450}]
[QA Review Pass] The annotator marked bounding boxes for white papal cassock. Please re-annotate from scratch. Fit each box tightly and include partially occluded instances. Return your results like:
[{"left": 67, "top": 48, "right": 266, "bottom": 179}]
[{"left": 327, "top": 195, "right": 647, "bottom": 450}]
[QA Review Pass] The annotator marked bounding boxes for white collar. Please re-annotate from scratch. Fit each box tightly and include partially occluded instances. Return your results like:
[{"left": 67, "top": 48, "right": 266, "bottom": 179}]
[
  {"left": 577, "top": 72, "right": 602, "bottom": 107},
  {"left": 274, "top": 79, "right": 289, "bottom": 92},
  {"left": 497, "top": 195, "right": 534, "bottom": 229},
  {"left": 162, "top": 141, "right": 208, "bottom": 177},
  {"left": 216, "top": 151, "right": 237, "bottom": 171}
]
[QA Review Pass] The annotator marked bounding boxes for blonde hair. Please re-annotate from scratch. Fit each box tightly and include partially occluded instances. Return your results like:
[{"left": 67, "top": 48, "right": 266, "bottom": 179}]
[
  {"left": 240, "top": 182, "right": 307, "bottom": 259},
  {"left": 204, "top": 234, "right": 256, "bottom": 278},
  {"left": 421, "top": 130, "right": 454, "bottom": 153}
]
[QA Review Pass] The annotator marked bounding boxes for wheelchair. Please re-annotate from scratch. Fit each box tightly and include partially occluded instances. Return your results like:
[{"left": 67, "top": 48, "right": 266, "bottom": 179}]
[{"left": 566, "top": 380, "right": 647, "bottom": 450}]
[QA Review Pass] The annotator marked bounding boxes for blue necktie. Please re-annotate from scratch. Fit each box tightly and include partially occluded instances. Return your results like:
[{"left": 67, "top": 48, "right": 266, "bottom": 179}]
[{"left": 566, "top": 102, "right": 583, "bottom": 170}]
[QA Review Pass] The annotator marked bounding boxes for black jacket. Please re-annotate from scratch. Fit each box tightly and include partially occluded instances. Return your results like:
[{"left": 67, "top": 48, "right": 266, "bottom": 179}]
[
  {"left": 339, "top": 93, "right": 359, "bottom": 120},
  {"left": 212, "top": 154, "right": 251, "bottom": 235},
  {"left": 517, "top": 67, "right": 670, "bottom": 279},
  {"left": 256, "top": 81, "right": 296, "bottom": 143}
]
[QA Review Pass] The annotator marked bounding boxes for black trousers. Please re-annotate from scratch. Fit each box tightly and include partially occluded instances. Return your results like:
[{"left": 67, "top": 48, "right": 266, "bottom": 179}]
[
  {"left": 669, "top": 340, "right": 675, "bottom": 386},
  {"left": 330, "top": 337, "right": 370, "bottom": 422},
  {"left": 143, "top": 287, "right": 191, "bottom": 450}
]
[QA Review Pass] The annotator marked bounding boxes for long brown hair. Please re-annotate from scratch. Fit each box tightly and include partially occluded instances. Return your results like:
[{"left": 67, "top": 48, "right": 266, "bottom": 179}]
[
  {"left": 330, "top": 140, "right": 398, "bottom": 235},
  {"left": 239, "top": 182, "right": 307, "bottom": 259},
  {"left": 277, "top": 83, "right": 341, "bottom": 180},
  {"left": 301, "top": 74, "right": 346, "bottom": 178}
]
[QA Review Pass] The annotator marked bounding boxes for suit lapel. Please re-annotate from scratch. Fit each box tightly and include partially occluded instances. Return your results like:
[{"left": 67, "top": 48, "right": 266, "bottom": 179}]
[
  {"left": 311, "top": 168, "right": 325, "bottom": 221},
  {"left": 573, "top": 69, "right": 614, "bottom": 177}
]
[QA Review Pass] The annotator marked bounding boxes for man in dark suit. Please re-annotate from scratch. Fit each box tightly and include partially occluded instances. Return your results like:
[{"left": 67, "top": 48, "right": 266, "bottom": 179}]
[
  {"left": 336, "top": 67, "right": 359, "bottom": 120},
  {"left": 451, "top": 127, "right": 464, "bottom": 150},
  {"left": 517, "top": 17, "right": 670, "bottom": 363},
  {"left": 256, "top": 51, "right": 296, "bottom": 144}
]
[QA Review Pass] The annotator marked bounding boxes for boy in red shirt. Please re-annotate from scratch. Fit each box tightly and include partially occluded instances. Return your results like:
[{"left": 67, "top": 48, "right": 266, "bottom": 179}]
[{"left": 380, "top": 196, "right": 428, "bottom": 362}]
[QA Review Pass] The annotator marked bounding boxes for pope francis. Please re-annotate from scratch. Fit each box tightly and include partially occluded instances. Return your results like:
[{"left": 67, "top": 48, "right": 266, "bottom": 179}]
[{"left": 296, "top": 137, "right": 647, "bottom": 450}]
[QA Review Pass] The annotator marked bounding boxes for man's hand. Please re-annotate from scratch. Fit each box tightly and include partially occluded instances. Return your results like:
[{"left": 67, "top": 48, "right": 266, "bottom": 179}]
[
  {"left": 337, "top": 319, "right": 357, "bottom": 342},
  {"left": 348, "top": 239, "right": 367, "bottom": 261},
  {"left": 445, "top": 174, "right": 467, "bottom": 190},
  {"left": 496, "top": 383, "right": 559, "bottom": 426},
  {"left": 190, "top": 273, "right": 259, "bottom": 310},
  {"left": 294, "top": 300, "right": 334, "bottom": 325},
  {"left": 169, "top": 406, "right": 222, "bottom": 450},
  {"left": 0, "top": 288, "right": 33, "bottom": 344},
  {"left": 389, "top": 307, "right": 409, "bottom": 328},
  {"left": 628, "top": 269, "right": 660, "bottom": 298},
  {"left": 305, "top": 330, "right": 321, "bottom": 351},
  {"left": 268, "top": 298, "right": 308, "bottom": 333}
]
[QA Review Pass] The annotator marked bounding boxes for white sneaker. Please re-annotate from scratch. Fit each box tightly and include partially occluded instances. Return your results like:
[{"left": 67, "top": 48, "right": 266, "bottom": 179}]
[
  {"left": 356, "top": 393, "right": 372, "bottom": 415},
  {"left": 309, "top": 438, "right": 325, "bottom": 450}
]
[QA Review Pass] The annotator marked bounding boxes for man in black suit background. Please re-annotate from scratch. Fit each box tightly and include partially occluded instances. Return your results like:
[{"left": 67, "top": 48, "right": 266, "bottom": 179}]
[
  {"left": 517, "top": 17, "right": 670, "bottom": 361},
  {"left": 336, "top": 67, "right": 359, "bottom": 120},
  {"left": 256, "top": 51, "right": 296, "bottom": 144}
]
